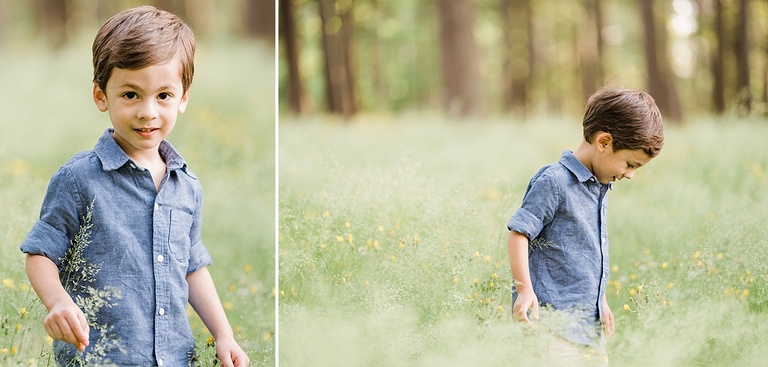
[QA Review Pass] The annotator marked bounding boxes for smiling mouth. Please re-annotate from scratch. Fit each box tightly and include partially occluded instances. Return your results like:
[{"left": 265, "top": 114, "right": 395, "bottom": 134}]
[{"left": 135, "top": 127, "right": 159, "bottom": 132}]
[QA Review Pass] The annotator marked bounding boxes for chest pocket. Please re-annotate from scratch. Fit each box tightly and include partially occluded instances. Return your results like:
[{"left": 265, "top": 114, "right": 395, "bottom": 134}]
[{"left": 168, "top": 209, "right": 193, "bottom": 262}]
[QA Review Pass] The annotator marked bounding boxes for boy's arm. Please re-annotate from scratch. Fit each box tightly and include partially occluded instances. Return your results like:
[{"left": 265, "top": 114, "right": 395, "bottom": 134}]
[
  {"left": 26, "top": 254, "right": 89, "bottom": 351},
  {"left": 508, "top": 231, "right": 539, "bottom": 323},
  {"left": 187, "top": 267, "right": 250, "bottom": 367}
]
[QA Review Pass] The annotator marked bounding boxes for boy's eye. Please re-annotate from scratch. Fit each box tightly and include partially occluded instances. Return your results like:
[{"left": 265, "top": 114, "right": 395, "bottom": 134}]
[
  {"left": 158, "top": 93, "right": 171, "bottom": 100},
  {"left": 123, "top": 92, "right": 138, "bottom": 99},
  {"left": 627, "top": 163, "right": 635, "bottom": 169}
]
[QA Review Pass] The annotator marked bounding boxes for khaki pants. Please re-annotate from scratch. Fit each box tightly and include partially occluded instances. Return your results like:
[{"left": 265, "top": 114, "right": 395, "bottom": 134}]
[{"left": 545, "top": 333, "right": 609, "bottom": 367}]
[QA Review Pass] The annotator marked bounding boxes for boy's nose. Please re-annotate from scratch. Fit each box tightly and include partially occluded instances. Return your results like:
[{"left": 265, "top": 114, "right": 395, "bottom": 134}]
[
  {"left": 137, "top": 101, "right": 159, "bottom": 120},
  {"left": 624, "top": 170, "right": 635, "bottom": 180}
]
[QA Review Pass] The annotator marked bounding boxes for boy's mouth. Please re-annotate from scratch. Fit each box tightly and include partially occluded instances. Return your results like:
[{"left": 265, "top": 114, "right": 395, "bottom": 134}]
[{"left": 134, "top": 127, "right": 159, "bottom": 137}]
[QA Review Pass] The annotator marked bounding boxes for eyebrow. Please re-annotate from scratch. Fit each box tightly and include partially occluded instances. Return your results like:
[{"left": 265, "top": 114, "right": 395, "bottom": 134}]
[{"left": 117, "top": 83, "right": 179, "bottom": 92}]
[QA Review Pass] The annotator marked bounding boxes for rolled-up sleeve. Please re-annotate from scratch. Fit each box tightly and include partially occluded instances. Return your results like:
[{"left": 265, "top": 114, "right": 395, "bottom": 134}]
[
  {"left": 186, "top": 185, "right": 212, "bottom": 274},
  {"left": 20, "top": 167, "right": 82, "bottom": 267},
  {"left": 507, "top": 174, "right": 559, "bottom": 240}
]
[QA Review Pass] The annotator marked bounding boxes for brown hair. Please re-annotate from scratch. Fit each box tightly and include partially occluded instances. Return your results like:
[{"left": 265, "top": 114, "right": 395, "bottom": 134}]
[
  {"left": 582, "top": 88, "right": 664, "bottom": 157},
  {"left": 92, "top": 6, "right": 195, "bottom": 93}
]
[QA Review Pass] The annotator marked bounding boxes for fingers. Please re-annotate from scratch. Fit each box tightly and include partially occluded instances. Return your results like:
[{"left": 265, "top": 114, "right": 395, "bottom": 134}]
[
  {"left": 603, "top": 313, "right": 615, "bottom": 337},
  {"left": 74, "top": 311, "right": 90, "bottom": 350},
  {"left": 219, "top": 352, "right": 234, "bottom": 367},
  {"left": 44, "top": 307, "right": 90, "bottom": 351},
  {"left": 512, "top": 302, "right": 531, "bottom": 323},
  {"left": 233, "top": 352, "right": 250, "bottom": 367},
  {"left": 530, "top": 300, "right": 540, "bottom": 321},
  {"left": 219, "top": 351, "right": 251, "bottom": 367}
]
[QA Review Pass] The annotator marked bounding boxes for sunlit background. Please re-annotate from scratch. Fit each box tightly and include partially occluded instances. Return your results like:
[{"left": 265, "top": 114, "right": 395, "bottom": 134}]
[{"left": 280, "top": 0, "right": 768, "bottom": 120}]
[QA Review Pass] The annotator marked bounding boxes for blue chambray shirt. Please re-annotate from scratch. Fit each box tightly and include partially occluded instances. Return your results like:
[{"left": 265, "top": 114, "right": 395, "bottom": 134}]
[
  {"left": 21, "top": 129, "right": 212, "bottom": 366},
  {"left": 508, "top": 150, "right": 611, "bottom": 346}
]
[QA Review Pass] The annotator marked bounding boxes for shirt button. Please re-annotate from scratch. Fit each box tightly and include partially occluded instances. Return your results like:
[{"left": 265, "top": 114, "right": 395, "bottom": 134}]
[
  {"left": 129, "top": 163, "right": 137, "bottom": 170},
  {"left": 157, "top": 255, "right": 164, "bottom": 263},
  {"left": 159, "top": 308, "right": 165, "bottom": 316},
  {"left": 158, "top": 358, "right": 164, "bottom": 366}
]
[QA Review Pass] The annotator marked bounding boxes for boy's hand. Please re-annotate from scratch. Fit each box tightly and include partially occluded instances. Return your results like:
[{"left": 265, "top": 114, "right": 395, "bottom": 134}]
[
  {"left": 512, "top": 288, "right": 540, "bottom": 323},
  {"left": 601, "top": 297, "right": 615, "bottom": 337},
  {"left": 44, "top": 299, "right": 90, "bottom": 351},
  {"left": 215, "top": 336, "right": 250, "bottom": 367}
]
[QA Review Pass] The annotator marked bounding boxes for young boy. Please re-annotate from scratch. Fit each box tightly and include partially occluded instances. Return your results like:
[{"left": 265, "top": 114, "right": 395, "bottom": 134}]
[
  {"left": 507, "top": 88, "right": 664, "bottom": 363},
  {"left": 21, "top": 6, "right": 249, "bottom": 366}
]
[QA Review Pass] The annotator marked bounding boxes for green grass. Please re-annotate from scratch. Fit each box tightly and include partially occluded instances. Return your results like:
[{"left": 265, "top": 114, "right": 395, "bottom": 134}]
[
  {"left": 0, "top": 38, "right": 275, "bottom": 366},
  {"left": 279, "top": 114, "right": 768, "bottom": 366}
]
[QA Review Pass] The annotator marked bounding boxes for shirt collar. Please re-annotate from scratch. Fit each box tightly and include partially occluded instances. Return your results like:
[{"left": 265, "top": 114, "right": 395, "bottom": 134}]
[
  {"left": 559, "top": 150, "right": 612, "bottom": 189},
  {"left": 94, "top": 128, "right": 189, "bottom": 173}
]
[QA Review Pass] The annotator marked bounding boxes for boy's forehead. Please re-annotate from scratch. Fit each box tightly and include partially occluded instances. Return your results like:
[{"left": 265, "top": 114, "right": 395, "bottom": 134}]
[
  {"left": 621, "top": 149, "right": 654, "bottom": 166},
  {"left": 108, "top": 60, "right": 184, "bottom": 87}
]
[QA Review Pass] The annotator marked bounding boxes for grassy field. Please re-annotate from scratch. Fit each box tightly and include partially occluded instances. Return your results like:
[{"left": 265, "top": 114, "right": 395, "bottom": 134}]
[
  {"left": 0, "top": 39, "right": 275, "bottom": 366},
  {"left": 279, "top": 114, "right": 768, "bottom": 366}
]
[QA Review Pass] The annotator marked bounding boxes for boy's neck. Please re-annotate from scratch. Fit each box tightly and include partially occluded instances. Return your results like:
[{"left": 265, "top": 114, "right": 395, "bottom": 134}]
[{"left": 572, "top": 139, "right": 595, "bottom": 175}]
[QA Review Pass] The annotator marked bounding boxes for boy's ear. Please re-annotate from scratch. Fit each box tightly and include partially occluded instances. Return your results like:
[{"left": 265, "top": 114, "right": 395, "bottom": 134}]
[
  {"left": 595, "top": 132, "right": 613, "bottom": 152},
  {"left": 178, "top": 89, "right": 190, "bottom": 114},
  {"left": 93, "top": 84, "right": 108, "bottom": 112}
]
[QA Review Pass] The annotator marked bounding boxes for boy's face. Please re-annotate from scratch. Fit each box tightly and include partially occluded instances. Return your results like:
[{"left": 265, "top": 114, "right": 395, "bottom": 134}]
[
  {"left": 93, "top": 57, "right": 189, "bottom": 160},
  {"left": 594, "top": 143, "right": 653, "bottom": 184}
]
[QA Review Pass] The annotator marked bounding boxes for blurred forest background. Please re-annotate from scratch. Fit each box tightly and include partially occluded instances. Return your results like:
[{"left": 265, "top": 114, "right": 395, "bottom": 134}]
[
  {"left": 279, "top": 0, "right": 768, "bottom": 121},
  {"left": 0, "top": 0, "right": 275, "bottom": 47}
]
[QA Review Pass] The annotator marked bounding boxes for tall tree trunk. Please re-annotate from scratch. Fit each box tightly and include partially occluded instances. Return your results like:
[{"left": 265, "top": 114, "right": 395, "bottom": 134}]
[
  {"left": 246, "top": 0, "right": 276, "bottom": 42},
  {"left": 500, "top": 0, "right": 532, "bottom": 115},
  {"left": 735, "top": 0, "right": 751, "bottom": 113},
  {"left": 436, "top": 0, "right": 484, "bottom": 117},
  {"left": 639, "top": 0, "right": 683, "bottom": 122},
  {"left": 279, "top": 0, "right": 305, "bottom": 113},
  {"left": 711, "top": 0, "right": 725, "bottom": 113},
  {"left": 36, "top": 0, "right": 67, "bottom": 48},
  {"left": 318, "top": 0, "right": 357, "bottom": 117},
  {"left": 579, "top": 0, "right": 602, "bottom": 101},
  {"left": 594, "top": 0, "right": 604, "bottom": 83},
  {"left": 154, "top": 0, "right": 187, "bottom": 20}
]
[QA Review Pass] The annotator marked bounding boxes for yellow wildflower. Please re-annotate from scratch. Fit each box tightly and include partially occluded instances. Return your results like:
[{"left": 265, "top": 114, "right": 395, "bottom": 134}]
[{"left": 623, "top": 304, "right": 631, "bottom": 312}]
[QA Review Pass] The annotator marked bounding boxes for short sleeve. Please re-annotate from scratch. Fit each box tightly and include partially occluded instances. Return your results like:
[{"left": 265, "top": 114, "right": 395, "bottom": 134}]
[
  {"left": 20, "top": 167, "right": 82, "bottom": 267},
  {"left": 186, "top": 183, "right": 212, "bottom": 274},
  {"left": 507, "top": 173, "right": 559, "bottom": 240}
]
